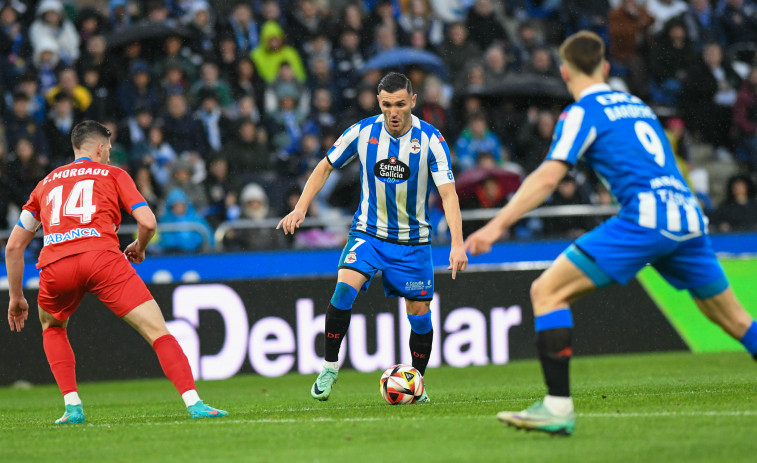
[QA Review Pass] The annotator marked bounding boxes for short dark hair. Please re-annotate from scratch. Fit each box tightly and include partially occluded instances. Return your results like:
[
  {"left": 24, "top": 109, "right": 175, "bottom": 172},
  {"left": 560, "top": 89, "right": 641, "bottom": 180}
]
[
  {"left": 559, "top": 31, "right": 605, "bottom": 76},
  {"left": 71, "top": 120, "right": 111, "bottom": 150},
  {"left": 377, "top": 72, "right": 413, "bottom": 95}
]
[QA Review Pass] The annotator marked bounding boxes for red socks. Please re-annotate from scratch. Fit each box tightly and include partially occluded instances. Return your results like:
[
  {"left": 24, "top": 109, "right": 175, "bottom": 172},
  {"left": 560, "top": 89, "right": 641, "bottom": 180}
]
[
  {"left": 43, "top": 327, "right": 77, "bottom": 395},
  {"left": 152, "top": 334, "right": 196, "bottom": 395}
]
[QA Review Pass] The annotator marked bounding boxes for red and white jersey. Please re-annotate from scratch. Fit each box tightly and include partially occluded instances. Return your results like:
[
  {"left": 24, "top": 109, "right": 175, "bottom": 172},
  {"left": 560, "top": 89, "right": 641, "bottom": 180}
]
[{"left": 21, "top": 157, "right": 147, "bottom": 269}]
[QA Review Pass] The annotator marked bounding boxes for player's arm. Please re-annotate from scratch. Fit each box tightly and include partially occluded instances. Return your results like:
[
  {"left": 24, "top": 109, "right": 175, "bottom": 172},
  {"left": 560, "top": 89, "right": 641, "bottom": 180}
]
[
  {"left": 465, "top": 160, "right": 569, "bottom": 255},
  {"left": 437, "top": 182, "right": 468, "bottom": 279},
  {"left": 124, "top": 206, "right": 157, "bottom": 264},
  {"left": 6, "top": 211, "right": 39, "bottom": 332},
  {"left": 277, "top": 157, "right": 334, "bottom": 234}
]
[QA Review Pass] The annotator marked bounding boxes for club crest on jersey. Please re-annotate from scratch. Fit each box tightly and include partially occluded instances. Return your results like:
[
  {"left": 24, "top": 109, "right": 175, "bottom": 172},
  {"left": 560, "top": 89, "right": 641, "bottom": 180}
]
[
  {"left": 374, "top": 156, "right": 411, "bottom": 184},
  {"left": 410, "top": 138, "right": 420, "bottom": 154},
  {"left": 344, "top": 252, "right": 357, "bottom": 264}
]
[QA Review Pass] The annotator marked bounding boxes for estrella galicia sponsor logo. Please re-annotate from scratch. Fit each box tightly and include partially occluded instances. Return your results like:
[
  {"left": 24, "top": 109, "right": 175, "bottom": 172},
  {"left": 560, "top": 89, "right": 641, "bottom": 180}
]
[
  {"left": 44, "top": 227, "right": 101, "bottom": 246},
  {"left": 375, "top": 156, "right": 411, "bottom": 184}
]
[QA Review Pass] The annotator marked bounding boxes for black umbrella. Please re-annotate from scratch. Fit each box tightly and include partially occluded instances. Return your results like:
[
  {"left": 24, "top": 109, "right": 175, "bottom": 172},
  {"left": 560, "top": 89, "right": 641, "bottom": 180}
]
[
  {"left": 361, "top": 47, "right": 449, "bottom": 80},
  {"left": 106, "top": 21, "right": 189, "bottom": 49},
  {"left": 470, "top": 74, "right": 572, "bottom": 101}
]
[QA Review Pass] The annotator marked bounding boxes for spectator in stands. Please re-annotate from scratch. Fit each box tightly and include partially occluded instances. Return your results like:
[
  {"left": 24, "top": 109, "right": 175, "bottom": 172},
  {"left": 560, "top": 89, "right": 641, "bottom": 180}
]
[
  {"left": 29, "top": 0, "right": 79, "bottom": 65},
  {"left": 332, "top": 26, "right": 365, "bottom": 106},
  {"left": 182, "top": 1, "right": 215, "bottom": 58},
  {"left": 4, "top": 90, "right": 49, "bottom": 157},
  {"left": 108, "top": 0, "right": 131, "bottom": 32},
  {"left": 718, "top": 0, "right": 757, "bottom": 48},
  {"left": 195, "top": 89, "right": 232, "bottom": 153},
  {"left": 75, "top": 7, "right": 106, "bottom": 46},
  {"left": 13, "top": 71, "right": 46, "bottom": 123},
  {"left": 116, "top": 60, "right": 161, "bottom": 118},
  {"left": 711, "top": 174, "right": 757, "bottom": 232},
  {"left": 133, "top": 165, "right": 162, "bottom": 210},
  {"left": 466, "top": 0, "right": 509, "bottom": 51},
  {"left": 398, "top": 0, "right": 444, "bottom": 49},
  {"left": 482, "top": 44, "right": 510, "bottom": 86},
  {"left": 203, "top": 155, "right": 240, "bottom": 228},
  {"left": 417, "top": 76, "right": 450, "bottom": 137},
  {"left": 0, "top": 0, "right": 31, "bottom": 78},
  {"left": 233, "top": 93, "right": 262, "bottom": 124},
  {"left": 542, "top": 175, "right": 593, "bottom": 239},
  {"left": 252, "top": 20, "right": 307, "bottom": 84},
  {"left": 164, "top": 158, "right": 209, "bottom": 214},
  {"left": 646, "top": 0, "right": 689, "bottom": 35},
  {"left": 6, "top": 136, "right": 46, "bottom": 208},
  {"left": 216, "top": 33, "right": 241, "bottom": 82},
  {"left": 81, "top": 65, "right": 113, "bottom": 122},
  {"left": 43, "top": 91, "right": 79, "bottom": 167},
  {"left": 223, "top": 182, "right": 285, "bottom": 251},
  {"left": 561, "top": 0, "right": 610, "bottom": 43},
  {"left": 338, "top": 83, "right": 378, "bottom": 128},
  {"left": 607, "top": 0, "right": 654, "bottom": 96},
  {"left": 159, "top": 59, "right": 189, "bottom": 100},
  {"left": 681, "top": 42, "right": 742, "bottom": 148},
  {"left": 338, "top": 3, "right": 370, "bottom": 53},
  {"left": 438, "top": 22, "right": 481, "bottom": 86},
  {"left": 455, "top": 112, "right": 506, "bottom": 171},
  {"left": 46, "top": 67, "right": 92, "bottom": 113},
  {"left": 161, "top": 92, "right": 208, "bottom": 155},
  {"left": 102, "top": 119, "right": 130, "bottom": 169},
  {"left": 122, "top": 105, "right": 153, "bottom": 155},
  {"left": 158, "top": 187, "right": 214, "bottom": 253},
  {"left": 308, "top": 87, "right": 338, "bottom": 135},
  {"left": 31, "top": 35, "right": 61, "bottom": 94},
  {"left": 78, "top": 34, "right": 119, "bottom": 89},
  {"left": 230, "top": 57, "right": 265, "bottom": 106},
  {"left": 522, "top": 47, "right": 560, "bottom": 78},
  {"left": 370, "top": 22, "right": 398, "bottom": 56},
  {"left": 134, "top": 123, "right": 177, "bottom": 186},
  {"left": 287, "top": 0, "right": 326, "bottom": 50},
  {"left": 224, "top": 117, "right": 273, "bottom": 186},
  {"left": 227, "top": 2, "right": 259, "bottom": 55},
  {"left": 649, "top": 20, "right": 698, "bottom": 107},
  {"left": 515, "top": 107, "right": 556, "bottom": 174},
  {"left": 190, "top": 61, "right": 233, "bottom": 109},
  {"left": 153, "top": 34, "right": 196, "bottom": 83},
  {"left": 733, "top": 67, "right": 757, "bottom": 171},
  {"left": 682, "top": 0, "right": 721, "bottom": 50}
]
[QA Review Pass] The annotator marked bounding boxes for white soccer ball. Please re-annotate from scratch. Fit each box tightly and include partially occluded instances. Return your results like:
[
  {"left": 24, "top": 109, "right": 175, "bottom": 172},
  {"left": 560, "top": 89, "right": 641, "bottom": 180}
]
[{"left": 379, "top": 364, "right": 424, "bottom": 405}]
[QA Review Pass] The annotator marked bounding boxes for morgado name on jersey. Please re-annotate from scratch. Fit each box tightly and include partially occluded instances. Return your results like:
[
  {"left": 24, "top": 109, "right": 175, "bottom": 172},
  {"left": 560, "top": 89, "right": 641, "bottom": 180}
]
[
  {"left": 43, "top": 167, "right": 110, "bottom": 185},
  {"left": 44, "top": 227, "right": 101, "bottom": 246},
  {"left": 374, "top": 156, "right": 411, "bottom": 184}
]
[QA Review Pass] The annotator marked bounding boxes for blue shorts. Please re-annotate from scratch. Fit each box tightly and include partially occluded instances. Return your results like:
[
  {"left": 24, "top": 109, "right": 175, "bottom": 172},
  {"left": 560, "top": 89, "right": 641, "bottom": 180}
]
[
  {"left": 566, "top": 217, "right": 728, "bottom": 299},
  {"left": 338, "top": 231, "right": 434, "bottom": 300}
]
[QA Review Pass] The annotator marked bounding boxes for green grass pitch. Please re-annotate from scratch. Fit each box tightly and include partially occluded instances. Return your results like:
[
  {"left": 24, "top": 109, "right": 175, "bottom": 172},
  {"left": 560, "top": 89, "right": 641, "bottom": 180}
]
[{"left": 1, "top": 351, "right": 755, "bottom": 463}]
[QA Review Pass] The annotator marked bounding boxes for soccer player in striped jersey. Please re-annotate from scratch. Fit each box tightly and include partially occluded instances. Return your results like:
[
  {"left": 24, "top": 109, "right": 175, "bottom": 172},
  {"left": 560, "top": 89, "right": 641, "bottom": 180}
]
[
  {"left": 6, "top": 121, "right": 227, "bottom": 423},
  {"left": 465, "top": 31, "right": 757, "bottom": 435},
  {"left": 278, "top": 72, "right": 468, "bottom": 402}
]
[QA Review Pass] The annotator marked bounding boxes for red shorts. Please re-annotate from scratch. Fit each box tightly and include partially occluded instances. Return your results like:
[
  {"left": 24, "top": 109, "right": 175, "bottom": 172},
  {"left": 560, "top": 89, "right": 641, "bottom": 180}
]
[{"left": 38, "top": 249, "right": 153, "bottom": 320}]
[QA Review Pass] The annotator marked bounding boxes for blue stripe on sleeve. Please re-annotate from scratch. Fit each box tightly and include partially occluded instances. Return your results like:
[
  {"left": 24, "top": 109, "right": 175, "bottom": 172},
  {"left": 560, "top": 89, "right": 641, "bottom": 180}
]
[{"left": 131, "top": 202, "right": 148, "bottom": 211}]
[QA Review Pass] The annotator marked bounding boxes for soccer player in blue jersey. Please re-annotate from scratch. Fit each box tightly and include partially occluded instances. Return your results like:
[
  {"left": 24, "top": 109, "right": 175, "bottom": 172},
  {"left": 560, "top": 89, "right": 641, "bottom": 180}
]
[
  {"left": 465, "top": 31, "right": 757, "bottom": 435},
  {"left": 278, "top": 72, "right": 468, "bottom": 401}
]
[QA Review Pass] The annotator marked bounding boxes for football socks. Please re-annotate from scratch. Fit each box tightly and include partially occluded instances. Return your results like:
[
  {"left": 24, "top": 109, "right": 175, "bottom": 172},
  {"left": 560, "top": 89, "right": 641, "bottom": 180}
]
[
  {"left": 152, "top": 334, "right": 196, "bottom": 395},
  {"left": 739, "top": 320, "right": 757, "bottom": 358},
  {"left": 535, "top": 309, "right": 573, "bottom": 398},
  {"left": 43, "top": 327, "right": 78, "bottom": 396},
  {"left": 409, "top": 329, "right": 433, "bottom": 376},
  {"left": 324, "top": 303, "right": 351, "bottom": 362}
]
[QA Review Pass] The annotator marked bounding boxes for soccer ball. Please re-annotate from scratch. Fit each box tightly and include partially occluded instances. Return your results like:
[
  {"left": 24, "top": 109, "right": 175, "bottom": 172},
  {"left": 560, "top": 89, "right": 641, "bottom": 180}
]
[{"left": 379, "top": 364, "right": 424, "bottom": 405}]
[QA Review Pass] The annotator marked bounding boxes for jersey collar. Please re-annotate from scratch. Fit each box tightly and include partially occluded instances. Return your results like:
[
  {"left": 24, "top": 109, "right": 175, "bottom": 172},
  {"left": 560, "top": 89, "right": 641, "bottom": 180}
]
[
  {"left": 73, "top": 156, "right": 93, "bottom": 163},
  {"left": 378, "top": 114, "right": 420, "bottom": 140},
  {"left": 579, "top": 83, "right": 612, "bottom": 100}
]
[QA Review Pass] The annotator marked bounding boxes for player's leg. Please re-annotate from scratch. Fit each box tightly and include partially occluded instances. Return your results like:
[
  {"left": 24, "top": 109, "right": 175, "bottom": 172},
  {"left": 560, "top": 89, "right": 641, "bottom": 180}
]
[
  {"left": 405, "top": 298, "right": 432, "bottom": 403},
  {"left": 694, "top": 289, "right": 757, "bottom": 359},
  {"left": 37, "top": 260, "right": 86, "bottom": 424},
  {"left": 89, "top": 250, "right": 226, "bottom": 418},
  {"left": 312, "top": 268, "right": 368, "bottom": 400}
]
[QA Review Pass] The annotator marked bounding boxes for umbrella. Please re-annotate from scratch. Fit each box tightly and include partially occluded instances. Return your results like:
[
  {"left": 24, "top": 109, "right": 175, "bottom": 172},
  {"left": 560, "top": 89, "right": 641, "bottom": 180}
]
[
  {"left": 106, "top": 21, "right": 189, "bottom": 49},
  {"left": 455, "top": 167, "right": 521, "bottom": 201},
  {"left": 361, "top": 47, "right": 449, "bottom": 81},
  {"left": 470, "top": 73, "right": 572, "bottom": 102}
]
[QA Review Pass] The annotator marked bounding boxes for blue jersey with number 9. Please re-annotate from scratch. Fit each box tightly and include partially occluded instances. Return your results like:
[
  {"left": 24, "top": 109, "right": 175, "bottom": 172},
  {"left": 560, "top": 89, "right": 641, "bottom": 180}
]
[{"left": 546, "top": 83, "right": 706, "bottom": 237}]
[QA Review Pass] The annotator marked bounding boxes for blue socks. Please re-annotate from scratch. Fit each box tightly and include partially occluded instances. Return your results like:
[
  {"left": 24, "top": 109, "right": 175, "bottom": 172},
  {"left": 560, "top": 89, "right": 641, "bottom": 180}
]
[
  {"left": 407, "top": 311, "right": 433, "bottom": 335},
  {"left": 740, "top": 321, "right": 757, "bottom": 356},
  {"left": 535, "top": 308, "right": 574, "bottom": 332},
  {"left": 330, "top": 282, "right": 358, "bottom": 311}
]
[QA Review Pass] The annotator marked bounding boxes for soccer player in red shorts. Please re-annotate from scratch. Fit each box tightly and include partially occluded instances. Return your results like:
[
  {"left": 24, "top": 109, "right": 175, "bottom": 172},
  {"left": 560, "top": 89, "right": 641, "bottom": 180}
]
[{"left": 5, "top": 120, "right": 228, "bottom": 424}]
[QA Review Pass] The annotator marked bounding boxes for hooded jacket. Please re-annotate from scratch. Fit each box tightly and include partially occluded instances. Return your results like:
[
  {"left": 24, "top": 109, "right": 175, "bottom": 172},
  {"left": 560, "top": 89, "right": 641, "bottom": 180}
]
[{"left": 250, "top": 21, "right": 307, "bottom": 83}]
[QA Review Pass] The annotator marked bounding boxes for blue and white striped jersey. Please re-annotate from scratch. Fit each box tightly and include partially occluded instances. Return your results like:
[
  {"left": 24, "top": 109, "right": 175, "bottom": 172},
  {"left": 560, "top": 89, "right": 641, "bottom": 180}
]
[
  {"left": 546, "top": 83, "right": 706, "bottom": 237},
  {"left": 327, "top": 114, "right": 454, "bottom": 244}
]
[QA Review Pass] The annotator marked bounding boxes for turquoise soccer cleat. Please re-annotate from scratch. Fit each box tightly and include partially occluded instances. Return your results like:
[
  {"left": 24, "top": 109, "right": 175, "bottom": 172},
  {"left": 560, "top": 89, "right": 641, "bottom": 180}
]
[
  {"left": 55, "top": 404, "right": 85, "bottom": 424},
  {"left": 416, "top": 390, "right": 430, "bottom": 403},
  {"left": 496, "top": 401, "right": 576, "bottom": 436},
  {"left": 311, "top": 367, "right": 338, "bottom": 400},
  {"left": 187, "top": 400, "right": 229, "bottom": 419}
]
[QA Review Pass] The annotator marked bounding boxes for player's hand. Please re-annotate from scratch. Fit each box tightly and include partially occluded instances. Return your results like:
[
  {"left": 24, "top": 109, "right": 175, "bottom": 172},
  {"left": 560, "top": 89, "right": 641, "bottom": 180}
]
[
  {"left": 8, "top": 297, "right": 29, "bottom": 332},
  {"left": 448, "top": 244, "right": 468, "bottom": 279},
  {"left": 276, "top": 210, "right": 305, "bottom": 235},
  {"left": 124, "top": 239, "right": 146, "bottom": 264},
  {"left": 464, "top": 223, "right": 507, "bottom": 256}
]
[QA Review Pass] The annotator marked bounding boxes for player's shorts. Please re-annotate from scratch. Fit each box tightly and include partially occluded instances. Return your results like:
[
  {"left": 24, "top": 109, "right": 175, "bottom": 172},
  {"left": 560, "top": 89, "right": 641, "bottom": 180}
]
[
  {"left": 338, "top": 231, "right": 434, "bottom": 300},
  {"left": 38, "top": 249, "right": 154, "bottom": 321},
  {"left": 565, "top": 217, "right": 729, "bottom": 299}
]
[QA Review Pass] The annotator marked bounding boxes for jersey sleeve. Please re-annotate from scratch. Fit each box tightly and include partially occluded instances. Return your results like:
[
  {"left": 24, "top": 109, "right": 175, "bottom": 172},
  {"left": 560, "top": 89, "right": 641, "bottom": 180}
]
[
  {"left": 326, "top": 122, "right": 361, "bottom": 168},
  {"left": 545, "top": 104, "right": 597, "bottom": 166},
  {"left": 113, "top": 169, "right": 148, "bottom": 213},
  {"left": 428, "top": 130, "right": 455, "bottom": 186},
  {"left": 19, "top": 184, "right": 43, "bottom": 231}
]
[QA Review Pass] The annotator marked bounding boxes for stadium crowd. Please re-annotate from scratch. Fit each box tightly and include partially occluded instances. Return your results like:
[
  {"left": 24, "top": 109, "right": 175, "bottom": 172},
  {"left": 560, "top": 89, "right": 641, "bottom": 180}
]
[{"left": 1, "top": 0, "right": 757, "bottom": 254}]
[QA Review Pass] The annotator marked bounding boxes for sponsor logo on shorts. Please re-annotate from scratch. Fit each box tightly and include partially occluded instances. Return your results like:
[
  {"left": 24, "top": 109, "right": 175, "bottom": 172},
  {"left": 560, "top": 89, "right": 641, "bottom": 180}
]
[
  {"left": 405, "top": 280, "right": 433, "bottom": 292},
  {"left": 344, "top": 252, "right": 357, "bottom": 264},
  {"left": 44, "top": 228, "right": 101, "bottom": 246}
]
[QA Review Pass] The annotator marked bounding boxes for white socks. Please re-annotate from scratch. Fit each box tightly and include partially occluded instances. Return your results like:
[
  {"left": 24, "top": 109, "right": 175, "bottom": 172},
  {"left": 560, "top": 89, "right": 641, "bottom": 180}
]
[
  {"left": 63, "top": 391, "right": 82, "bottom": 406},
  {"left": 544, "top": 395, "right": 574, "bottom": 417},
  {"left": 182, "top": 389, "right": 201, "bottom": 407},
  {"left": 324, "top": 361, "right": 339, "bottom": 370}
]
